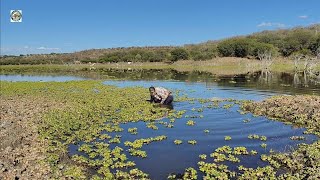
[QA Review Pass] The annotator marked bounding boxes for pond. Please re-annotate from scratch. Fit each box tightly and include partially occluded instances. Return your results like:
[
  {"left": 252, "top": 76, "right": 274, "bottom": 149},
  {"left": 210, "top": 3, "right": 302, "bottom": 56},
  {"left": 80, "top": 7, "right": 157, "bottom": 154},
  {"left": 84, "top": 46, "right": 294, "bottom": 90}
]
[{"left": 1, "top": 69, "right": 319, "bottom": 179}]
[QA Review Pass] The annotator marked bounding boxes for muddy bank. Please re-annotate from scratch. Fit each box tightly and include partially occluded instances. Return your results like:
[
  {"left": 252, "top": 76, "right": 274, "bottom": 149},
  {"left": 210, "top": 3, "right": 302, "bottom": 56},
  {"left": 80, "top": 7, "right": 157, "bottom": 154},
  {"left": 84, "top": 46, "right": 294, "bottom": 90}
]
[
  {"left": 0, "top": 96, "right": 65, "bottom": 180},
  {"left": 241, "top": 95, "right": 320, "bottom": 179},
  {"left": 242, "top": 95, "right": 320, "bottom": 135}
]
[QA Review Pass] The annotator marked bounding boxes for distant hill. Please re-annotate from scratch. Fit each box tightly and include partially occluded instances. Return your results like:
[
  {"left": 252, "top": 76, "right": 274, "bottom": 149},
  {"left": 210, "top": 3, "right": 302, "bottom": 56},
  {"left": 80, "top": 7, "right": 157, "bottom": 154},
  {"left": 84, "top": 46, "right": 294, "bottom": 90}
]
[{"left": 1, "top": 24, "right": 319, "bottom": 65}]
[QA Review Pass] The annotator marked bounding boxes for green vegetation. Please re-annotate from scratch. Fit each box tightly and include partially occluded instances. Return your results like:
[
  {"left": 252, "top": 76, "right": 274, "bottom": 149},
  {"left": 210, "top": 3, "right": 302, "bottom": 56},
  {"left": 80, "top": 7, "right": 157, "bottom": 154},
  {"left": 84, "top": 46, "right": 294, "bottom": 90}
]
[
  {"left": 203, "top": 129, "right": 210, "bottom": 133},
  {"left": 186, "top": 120, "right": 196, "bottom": 126},
  {"left": 217, "top": 38, "right": 278, "bottom": 58},
  {"left": 1, "top": 80, "right": 319, "bottom": 179},
  {"left": 174, "top": 139, "right": 183, "bottom": 145},
  {"left": 128, "top": 127, "right": 138, "bottom": 135},
  {"left": 260, "top": 143, "right": 267, "bottom": 148},
  {"left": 0, "top": 81, "right": 174, "bottom": 179},
  {"left": 290, "top": 136, "right": 306, "bottom": 140},
  {"left": 248, "top": 134, "right": 267, "bottom": 141},
  {"left": 260, "top": 136, "right": 267, "bottom": 141},
  {"left": 199, "top": 154, "right": 207, "bottom": 160},
  {"left": 241, "top": 95, "right": 320, "bottom": 179},
  {"left": 1, "top": 25, "right": 319, "bottom": 65},
  {"left": 248, "top": 134, "right": 260, "bottom": 139},
  {"left": 224, "top": 136, "right": 232, "bottom": 141},
  {"left": 187, "top": 140, "right": 197, "bottom": 145},
  {"left": 183, "top": 167, "right": 197, "bottom": 180},
  {"left": 170, "top": 48, "right": 190, "bottom": 62}
]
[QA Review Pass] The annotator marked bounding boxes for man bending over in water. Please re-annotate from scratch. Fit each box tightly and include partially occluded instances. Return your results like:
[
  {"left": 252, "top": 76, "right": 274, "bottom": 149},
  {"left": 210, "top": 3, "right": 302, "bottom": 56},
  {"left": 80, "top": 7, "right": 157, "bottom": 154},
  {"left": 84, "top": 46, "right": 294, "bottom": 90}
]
[{"left": 149, "top": 86, "right": 173, "bottom": 105}]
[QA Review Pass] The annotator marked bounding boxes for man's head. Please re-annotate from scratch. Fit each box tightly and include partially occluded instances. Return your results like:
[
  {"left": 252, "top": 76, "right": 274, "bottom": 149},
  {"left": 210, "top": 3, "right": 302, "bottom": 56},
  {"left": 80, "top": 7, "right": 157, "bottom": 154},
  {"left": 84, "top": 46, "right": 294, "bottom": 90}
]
[{"left": 149, "top": 86, "right": 155, "bottom": 95}]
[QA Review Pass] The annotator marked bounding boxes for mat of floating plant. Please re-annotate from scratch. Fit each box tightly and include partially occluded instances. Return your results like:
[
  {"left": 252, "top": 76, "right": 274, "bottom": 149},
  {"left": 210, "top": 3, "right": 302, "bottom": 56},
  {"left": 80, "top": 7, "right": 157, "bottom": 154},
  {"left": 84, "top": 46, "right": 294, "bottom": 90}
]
[{"left": 1, "top": 80, "right": 319, "bottom": 179}]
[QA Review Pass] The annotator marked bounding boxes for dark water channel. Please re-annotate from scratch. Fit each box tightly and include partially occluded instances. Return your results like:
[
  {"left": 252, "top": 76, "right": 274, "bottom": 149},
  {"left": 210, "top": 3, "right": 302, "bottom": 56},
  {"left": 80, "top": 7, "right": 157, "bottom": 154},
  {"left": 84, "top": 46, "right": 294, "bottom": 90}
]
[
  {"left": 93, "top": 78, "right": 317, "bottom": 179},
  {"left": 1, "top": 69, "right": 319, "bottom": 179}
]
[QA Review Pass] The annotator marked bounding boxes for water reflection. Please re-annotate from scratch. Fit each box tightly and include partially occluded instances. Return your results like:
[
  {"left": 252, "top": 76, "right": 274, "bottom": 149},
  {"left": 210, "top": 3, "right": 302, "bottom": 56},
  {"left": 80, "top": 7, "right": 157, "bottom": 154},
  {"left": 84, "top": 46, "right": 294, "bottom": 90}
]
[
  {"left": 1, "top": 69, "right": 319, "bottom": 95},
  {"left": 95, "top": 68, "right": 320, "bottom": 95}
]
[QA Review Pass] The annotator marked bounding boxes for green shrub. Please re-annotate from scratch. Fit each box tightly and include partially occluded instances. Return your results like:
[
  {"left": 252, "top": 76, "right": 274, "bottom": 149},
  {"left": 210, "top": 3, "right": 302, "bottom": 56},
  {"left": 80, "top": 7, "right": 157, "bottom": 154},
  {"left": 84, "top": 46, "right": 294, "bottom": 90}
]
[{"left": 170, "top": 48, "right": 189, "bottom": 62}]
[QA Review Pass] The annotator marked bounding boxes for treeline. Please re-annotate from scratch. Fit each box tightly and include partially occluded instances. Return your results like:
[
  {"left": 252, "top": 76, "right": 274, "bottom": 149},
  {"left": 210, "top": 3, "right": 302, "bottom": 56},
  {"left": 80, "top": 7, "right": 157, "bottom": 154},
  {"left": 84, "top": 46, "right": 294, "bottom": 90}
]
[{"left": 1, "top": 24, "right": 319, "bottom": 65}]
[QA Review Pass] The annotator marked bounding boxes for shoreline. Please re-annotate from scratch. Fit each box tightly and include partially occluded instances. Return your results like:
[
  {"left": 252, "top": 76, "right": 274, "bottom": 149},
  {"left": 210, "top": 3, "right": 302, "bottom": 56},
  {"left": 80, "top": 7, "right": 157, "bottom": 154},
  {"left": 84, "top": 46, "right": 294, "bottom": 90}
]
[{"left": 1, "top": 57, "right": 319, "bottom": 77}]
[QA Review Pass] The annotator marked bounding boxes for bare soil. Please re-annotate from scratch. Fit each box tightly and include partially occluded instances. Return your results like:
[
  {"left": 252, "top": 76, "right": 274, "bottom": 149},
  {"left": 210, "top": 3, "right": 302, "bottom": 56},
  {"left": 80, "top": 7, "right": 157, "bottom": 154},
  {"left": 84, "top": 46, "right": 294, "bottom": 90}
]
[{"left": 0, "top": 96, "right": 64, "bottom": 180}]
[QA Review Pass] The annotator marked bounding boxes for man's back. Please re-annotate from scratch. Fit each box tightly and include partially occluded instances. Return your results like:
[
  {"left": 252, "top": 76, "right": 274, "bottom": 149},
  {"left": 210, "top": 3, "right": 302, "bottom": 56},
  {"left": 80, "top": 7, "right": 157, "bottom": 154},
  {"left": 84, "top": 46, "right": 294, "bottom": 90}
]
[{"left": 154, "top": 87, "right": 171, "bottom": 98}]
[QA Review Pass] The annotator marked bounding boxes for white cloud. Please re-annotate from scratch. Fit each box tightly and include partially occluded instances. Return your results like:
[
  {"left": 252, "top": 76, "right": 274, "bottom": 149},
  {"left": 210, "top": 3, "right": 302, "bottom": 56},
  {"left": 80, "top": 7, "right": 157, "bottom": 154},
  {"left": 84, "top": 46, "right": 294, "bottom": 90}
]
[
  {"left": 257, "top": 22, "right": 285, "bottom": 28},
  {"left": 257, "top": 22, "right": 272, "bottom": 27},
  {"left": 36, "top": 46, "right": 60, "bottom": 50},
  {"left": 24, "top": 46, "right": 29, "bottom": 49},
  {"left": 299, "top": 15, "right": 308, "bottom": 19}
]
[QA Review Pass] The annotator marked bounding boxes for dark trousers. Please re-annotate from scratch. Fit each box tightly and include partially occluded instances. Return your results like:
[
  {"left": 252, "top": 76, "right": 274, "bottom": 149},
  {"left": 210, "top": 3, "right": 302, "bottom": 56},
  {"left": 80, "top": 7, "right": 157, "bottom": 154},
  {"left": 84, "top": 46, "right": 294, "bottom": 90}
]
[
  {"left": 150, "top": 95, "right": 173, "bottom": 105},
  {"left": 163, "top": 95, "right": 173, "bottom": 105}
]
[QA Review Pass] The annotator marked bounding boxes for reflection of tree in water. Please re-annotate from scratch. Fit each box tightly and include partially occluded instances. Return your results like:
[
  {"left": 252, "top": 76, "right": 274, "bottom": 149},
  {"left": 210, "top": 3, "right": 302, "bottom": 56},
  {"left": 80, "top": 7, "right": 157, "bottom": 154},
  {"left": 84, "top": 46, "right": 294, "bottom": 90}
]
[
  {"left": 257, "top": 51, "right": 274, "bottom": 85},
  {"left": 293, "top": 71, "right": 314, "bottom": 87},
  {"left": 96, "top": 68, "right": 215, "bottom": 82},
  {"left": 293, "top": 72, "right": 301, "bottom": 87},
  {"left": 259, "top": 70, "right": 273, "bottom": 84},
  {"left": 81, "top": 67, "right": 320, "bottom": 95},
  {"left": 292, "top": 53, "right": 320, "bottom": 86}
]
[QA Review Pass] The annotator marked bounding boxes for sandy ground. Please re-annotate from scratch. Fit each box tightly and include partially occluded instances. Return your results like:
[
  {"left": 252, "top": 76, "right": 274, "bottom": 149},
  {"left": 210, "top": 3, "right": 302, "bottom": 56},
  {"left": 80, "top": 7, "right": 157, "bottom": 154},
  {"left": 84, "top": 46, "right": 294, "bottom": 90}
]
[{"left": 0, "top": 96, "right": 63, "bottom": 180}]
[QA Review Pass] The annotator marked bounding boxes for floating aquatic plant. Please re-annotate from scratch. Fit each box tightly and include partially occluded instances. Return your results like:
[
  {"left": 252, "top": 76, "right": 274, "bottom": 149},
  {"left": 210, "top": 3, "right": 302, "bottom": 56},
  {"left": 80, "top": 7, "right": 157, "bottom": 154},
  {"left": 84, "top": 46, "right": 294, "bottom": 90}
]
[
  {"left": 261, "top": 143, "right": 267, "bottom": 148},
  {"left": 215, "top": 146, "right": 232, "bottom": 154},
  {"left": 186, "top": 120, "right": 196, "bottom": 126},
  {"left": 248, "top": 134, "right": 260, "bottom": 139},
  {"left": 233, "top": 147, "right": 249, "bottom": 155},
  {"left": 183, "top": 167, "right": 197, "bottom": 180},
  {"left": 146, "top": 122, "right": 158, "bottom": 130},
  {"left": 188, "top": 140, "right": 197, "bottom": 145},
  {"left": 260, "top": 136, "right": 267, "bottom": 141},
  {"left": 174, "top": 139, "right": 183, "bottom": 145},
  {"left": 250, "top": 150, "right": 258, "bottom": 155},
  {"left": 128, "top": 127, "right": 138, "bottom": 135},
  {"left": 223, "top": 103, "right": 234, "bottom": 109},
  {"left": 4, "top": 80, "right": 320, "bottom": 179},
  {"left": 224, "top": 136, "right": 232, "bottom": 141},
  {"left": 290, "top": 136, "right": 306, "bottom": 140},
  {"left": 199, "top": 154, "right": 207, "bottom": 160},
  {"left": 128, "top": 148, "right": 147, "bottom": 158}
]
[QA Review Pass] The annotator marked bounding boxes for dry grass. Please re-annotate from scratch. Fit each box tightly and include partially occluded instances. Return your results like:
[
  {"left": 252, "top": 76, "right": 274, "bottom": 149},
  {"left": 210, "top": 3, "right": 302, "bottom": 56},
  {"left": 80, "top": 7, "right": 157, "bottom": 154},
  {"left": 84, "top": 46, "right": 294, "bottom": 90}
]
[{"left": 1, "top": 57, "right": 319, "bottom": 76}]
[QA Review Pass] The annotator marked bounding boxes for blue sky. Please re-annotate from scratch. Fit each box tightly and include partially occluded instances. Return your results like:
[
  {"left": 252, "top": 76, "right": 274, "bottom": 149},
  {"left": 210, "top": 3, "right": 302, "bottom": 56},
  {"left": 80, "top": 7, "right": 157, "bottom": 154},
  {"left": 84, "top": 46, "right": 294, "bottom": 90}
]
[{"left": 1, "top": 0, "right": 319, "bottom": 55}]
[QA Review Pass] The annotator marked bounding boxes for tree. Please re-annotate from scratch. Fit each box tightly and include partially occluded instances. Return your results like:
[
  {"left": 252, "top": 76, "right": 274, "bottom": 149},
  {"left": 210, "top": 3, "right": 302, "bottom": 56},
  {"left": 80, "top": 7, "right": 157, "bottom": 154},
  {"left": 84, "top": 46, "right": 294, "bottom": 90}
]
[
  {"left": 252, "top": 43, "right": 278, "bottom": 58},
  {"left": 170, "top": 48, "right": 189, "bottom": 62}
]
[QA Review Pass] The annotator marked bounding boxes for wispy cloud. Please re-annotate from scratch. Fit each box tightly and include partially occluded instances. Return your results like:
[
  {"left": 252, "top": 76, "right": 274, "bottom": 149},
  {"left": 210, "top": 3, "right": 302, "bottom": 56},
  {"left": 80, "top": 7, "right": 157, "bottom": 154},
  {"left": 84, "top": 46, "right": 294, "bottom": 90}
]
[
  {"left": 36, "top": 46, "right": 60, "bottom": 50},
  {"left": 310, "top": 22, "right": 320, "bottom": 25},
  {"left": 298, "top": 15, "right": 308, "bottom": 19},
  {"left": 257, "top": 22, "right": 285, "bottom": 28}
]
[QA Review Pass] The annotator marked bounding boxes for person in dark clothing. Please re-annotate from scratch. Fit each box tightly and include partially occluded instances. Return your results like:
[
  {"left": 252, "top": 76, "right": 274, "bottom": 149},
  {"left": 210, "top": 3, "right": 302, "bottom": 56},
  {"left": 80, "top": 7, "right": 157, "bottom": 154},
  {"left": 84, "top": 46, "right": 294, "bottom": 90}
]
[{"left": 149, "top": 86, "right": 173, "bottom": 105}]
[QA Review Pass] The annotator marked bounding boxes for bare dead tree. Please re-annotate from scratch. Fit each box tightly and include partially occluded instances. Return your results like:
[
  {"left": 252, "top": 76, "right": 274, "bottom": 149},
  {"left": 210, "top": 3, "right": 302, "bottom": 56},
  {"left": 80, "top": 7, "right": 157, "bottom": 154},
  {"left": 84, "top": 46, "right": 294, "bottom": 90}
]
[
  {"left": 292, "top": 54, "right": 304, "bottom": 72},
  {"left": 258, "top": 51, "right": 274, "bottom": 84},
  {"left": 258, "top": 50, "right": 274, "bottom": 71},
  {"left": 290, "top": 50, "right": 320, "bottom": 85}
]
